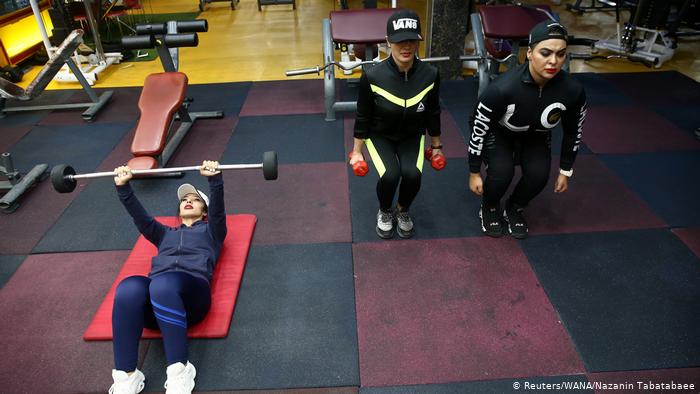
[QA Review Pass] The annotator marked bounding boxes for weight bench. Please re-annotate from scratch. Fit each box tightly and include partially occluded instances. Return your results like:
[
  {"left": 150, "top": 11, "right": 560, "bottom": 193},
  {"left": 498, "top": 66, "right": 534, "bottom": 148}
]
[
  {"left": 128, "top": 72, "right": 188, "bottom": 170},
  {"left": 122, "top": 20, "right": 224, "bottom": 171},
  {"left": 0, "top": 29, "right": 114, "bottom": 212},
  {"left": 322, "top": 8, "right": 396, "bottom": 121},
  {"left": 0, "top": 29, "right": 112, "bottom": 121}
]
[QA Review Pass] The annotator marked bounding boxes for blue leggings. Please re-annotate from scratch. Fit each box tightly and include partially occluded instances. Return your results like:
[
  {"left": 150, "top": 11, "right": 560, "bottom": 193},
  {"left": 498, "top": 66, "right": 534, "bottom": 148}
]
[{"left": 112, "top": 272, "right": 211, "bottom": 371}]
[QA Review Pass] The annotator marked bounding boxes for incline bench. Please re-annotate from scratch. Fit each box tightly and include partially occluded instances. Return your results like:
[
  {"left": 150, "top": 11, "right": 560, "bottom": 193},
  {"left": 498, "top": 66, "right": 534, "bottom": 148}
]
[{"left": 122, "top": 20, "right": 223, "bottom": 171}]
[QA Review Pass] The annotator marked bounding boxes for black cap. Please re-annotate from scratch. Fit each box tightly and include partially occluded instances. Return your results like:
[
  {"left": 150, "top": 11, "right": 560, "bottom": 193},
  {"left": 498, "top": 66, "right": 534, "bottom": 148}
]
[
  {"left": 528, "top": 21, "right": 568, "bottom": 46},
  {"left": 386, "top": 9, "right": 423, "bottom": 43}
]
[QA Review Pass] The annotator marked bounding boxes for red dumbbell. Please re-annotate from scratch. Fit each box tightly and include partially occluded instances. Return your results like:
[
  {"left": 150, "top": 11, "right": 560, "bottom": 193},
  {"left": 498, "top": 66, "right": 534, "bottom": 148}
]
[
  {"left": 424, "top": 147, "right": 446, "bottom": 171},
  {"left": 348, "top": 152, "right": 369, "bottom": 177},
  {"left": 352, "top": 161, "right": 369, "bottom": 176},
  {"left": 431, "top": 153, "right": 446, "bottom": 170}
]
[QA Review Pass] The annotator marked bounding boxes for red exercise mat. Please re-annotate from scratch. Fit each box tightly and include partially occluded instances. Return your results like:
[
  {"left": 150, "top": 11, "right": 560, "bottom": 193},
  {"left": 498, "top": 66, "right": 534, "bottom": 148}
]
[{"left": 83, "top": 214, "right": 256, "bottom": 340}]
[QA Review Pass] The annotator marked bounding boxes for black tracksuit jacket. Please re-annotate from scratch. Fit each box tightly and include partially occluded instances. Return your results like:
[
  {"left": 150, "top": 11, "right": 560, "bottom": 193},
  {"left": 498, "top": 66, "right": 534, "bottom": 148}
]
[
  {"left": 354, "top": 56, "right": 441, "bottom": 141},
  {"left": 468, "top": 62, "right": 587, "bottom": 173}
]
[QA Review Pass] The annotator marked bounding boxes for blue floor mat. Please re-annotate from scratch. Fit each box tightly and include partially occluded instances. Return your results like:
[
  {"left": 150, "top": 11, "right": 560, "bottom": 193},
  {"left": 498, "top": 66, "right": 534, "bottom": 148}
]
[
  {"left": 221, "top": 114, "right": 345, "bottom": 165},
  {"left": 0, "top": 254, "right": 25, "bottom": 289},
  {"left": 600, "top": 152, "right": 700, "bottom": 227},
  {"left": 7, "top": 121, "right": 133, "bottom": 173},
  {"left": 521, "top": 228, "right": 700, "bottom": 372}
]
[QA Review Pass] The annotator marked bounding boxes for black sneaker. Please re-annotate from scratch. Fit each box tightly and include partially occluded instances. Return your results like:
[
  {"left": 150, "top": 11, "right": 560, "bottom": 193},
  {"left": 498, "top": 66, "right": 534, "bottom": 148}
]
[
  {"left": 375, "top": 209, "right": 395, "bottom": 239},
  {"left": 395, "top": 209, "right": 415, "bottom": 239},
  {"left": 479, "top": 205, "right": 503, "bottom": 237},
  {"left": 504, "top": 201, "right": 528, "bottom": 239}
]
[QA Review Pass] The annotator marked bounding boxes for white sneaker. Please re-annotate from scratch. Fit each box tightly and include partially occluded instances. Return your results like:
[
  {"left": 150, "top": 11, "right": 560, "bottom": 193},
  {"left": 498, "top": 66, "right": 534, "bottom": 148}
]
[
  {"left": 164, "top": 362, "right": 196, "bottom": 394},
  {"left": 375, "top": 209, "right": 395, "bottom": 239},
  {"left": 109, "top": 369, "right": 145, "bottom": 394},
  {"left": 395, "top": 209, "right": 415, "bottom": 238}
]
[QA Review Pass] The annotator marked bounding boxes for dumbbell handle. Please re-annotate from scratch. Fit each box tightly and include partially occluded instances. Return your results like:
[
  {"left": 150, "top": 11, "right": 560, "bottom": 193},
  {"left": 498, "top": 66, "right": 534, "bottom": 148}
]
[{"left": 68, "top": 164, "right": 263, "bottom": 181}]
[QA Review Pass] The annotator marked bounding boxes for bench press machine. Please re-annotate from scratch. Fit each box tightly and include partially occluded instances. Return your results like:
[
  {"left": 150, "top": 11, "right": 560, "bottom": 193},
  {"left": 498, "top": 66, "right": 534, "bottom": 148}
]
[
  {"left": 120, "top": 20, "right": 223, "bottom": 172},
  {"left": 286, "top": 8, "right": 448, "bottom": 122},
  {"left": 319, "top": 8, "right": 394, "bottom": 122}
]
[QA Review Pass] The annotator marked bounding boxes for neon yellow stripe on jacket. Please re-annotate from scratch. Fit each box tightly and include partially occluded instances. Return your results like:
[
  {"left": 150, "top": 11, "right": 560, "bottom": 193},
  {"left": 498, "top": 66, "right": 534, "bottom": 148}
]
[
  {"left": 370, "top": 83, "right": 435, "bottom": 108},
  {"left": 406, "top": 83, "right": 434, "bottom": 107},
  {"left": 370, "top": 85, "right": 404, "bottom": 107}
]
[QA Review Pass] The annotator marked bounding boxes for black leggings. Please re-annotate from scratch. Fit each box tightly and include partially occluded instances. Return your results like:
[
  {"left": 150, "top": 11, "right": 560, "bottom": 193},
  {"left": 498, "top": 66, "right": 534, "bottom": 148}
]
[
  {"left": 366, "top": 134, "right": 424, "bottom": 211},
  {"left": 483, "top": 130, "right": 551, "bottom": 208}
]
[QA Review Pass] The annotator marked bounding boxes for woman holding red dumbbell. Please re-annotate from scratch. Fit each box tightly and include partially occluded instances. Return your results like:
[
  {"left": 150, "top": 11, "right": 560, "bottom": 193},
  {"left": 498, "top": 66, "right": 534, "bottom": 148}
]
[{"left": 348, "top": 9, "right": 442, "bottom": 239}]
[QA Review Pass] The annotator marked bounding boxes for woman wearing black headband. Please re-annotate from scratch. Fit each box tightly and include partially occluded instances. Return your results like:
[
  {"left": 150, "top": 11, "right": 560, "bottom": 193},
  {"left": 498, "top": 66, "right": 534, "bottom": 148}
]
[{"left": 467, "top": 21, "right": 587, "bottom": 239}]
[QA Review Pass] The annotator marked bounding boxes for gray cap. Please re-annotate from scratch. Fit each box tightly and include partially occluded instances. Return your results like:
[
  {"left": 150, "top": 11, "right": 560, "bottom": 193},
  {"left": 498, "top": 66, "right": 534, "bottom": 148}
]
[{"left": 177, "top": 184, "right": 209, "bottom": 208}]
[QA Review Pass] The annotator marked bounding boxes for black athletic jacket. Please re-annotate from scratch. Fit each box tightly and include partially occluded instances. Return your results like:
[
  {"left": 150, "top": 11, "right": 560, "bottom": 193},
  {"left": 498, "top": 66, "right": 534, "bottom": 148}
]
[
  {"left": 354, "top": 56, "right": 441, "bottom": 141},
  {"left": 468, "top": 62, "right": 586, "bottom": 173}
]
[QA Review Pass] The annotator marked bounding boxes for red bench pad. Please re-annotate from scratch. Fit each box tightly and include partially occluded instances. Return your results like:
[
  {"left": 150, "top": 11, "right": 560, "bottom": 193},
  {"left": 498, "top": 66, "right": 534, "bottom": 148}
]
[
  {"left": 126, "top": 156, "right": 159, "bottom": 171},
  {"left": 131, "top": 72, "right": 187, "bottom": 157},
  {"left": 479, "top": 5, "right": 552, "bottom": 39},
  {"left": 83, "top": 214, "right": 256, "bottom": 340},
  {"left": 330, "top": 8, "right": 397, "bottom": 44}
]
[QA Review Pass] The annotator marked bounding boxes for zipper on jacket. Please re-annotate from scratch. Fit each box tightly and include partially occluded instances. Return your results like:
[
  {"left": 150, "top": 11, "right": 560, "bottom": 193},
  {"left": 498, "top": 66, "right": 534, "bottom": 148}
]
[
  {"left": 401, "top": 70, "right": 409, "bottom": 128},
  {"left": 174, "top": 230, "right": 184, "bottom": 270},
  {"left": 539, "top": 86, "right": 542, "bottom": 98}
]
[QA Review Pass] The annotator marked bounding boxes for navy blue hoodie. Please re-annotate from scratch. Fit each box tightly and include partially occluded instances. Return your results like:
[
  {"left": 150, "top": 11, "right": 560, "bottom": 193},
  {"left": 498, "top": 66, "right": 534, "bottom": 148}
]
[{"left": 116, "top": 173, "right": 227, "bottom": 284}]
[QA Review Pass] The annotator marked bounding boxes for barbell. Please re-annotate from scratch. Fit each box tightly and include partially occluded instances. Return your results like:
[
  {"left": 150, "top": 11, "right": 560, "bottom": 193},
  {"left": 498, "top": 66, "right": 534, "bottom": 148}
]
[
  {"left": 285, "top": 56, "right": 451, "bottom": 77},
  {"left": 50, "top": 151, "right": 278, "bottom": 193}
]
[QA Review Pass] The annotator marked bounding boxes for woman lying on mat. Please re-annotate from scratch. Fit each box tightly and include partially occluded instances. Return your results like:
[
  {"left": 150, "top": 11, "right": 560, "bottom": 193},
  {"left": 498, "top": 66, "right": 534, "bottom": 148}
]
[
  {"left": 467, "top": 21, "right": 587, "bottom": 240},
  {"left": 109, "top": 160, "right": 226, "bottom": 394},
  {"left": 349, "top": 9, "right": 442, "bottom": 239}
]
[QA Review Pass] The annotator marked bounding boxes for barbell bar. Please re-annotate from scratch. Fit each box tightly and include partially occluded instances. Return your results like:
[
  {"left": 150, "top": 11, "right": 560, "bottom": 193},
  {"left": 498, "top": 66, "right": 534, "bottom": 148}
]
[
  {"left": 50, "top": 151, "right": 278, "bottom": 193},
  {"left": 285, "top": 56, "right": 452, "bottom": 77}
]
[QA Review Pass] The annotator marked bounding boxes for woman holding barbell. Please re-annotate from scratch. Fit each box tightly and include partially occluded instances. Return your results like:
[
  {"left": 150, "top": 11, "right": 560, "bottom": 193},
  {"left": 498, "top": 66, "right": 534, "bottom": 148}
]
[
  {"left": 108, "top": 160, "right": 226, "bottom": 394},
  {"left": 349, "top": 9, "right": 443, "bottom": 239},
  {"left": 467, "top": 21, "right": 587, "bottom": 239}
]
